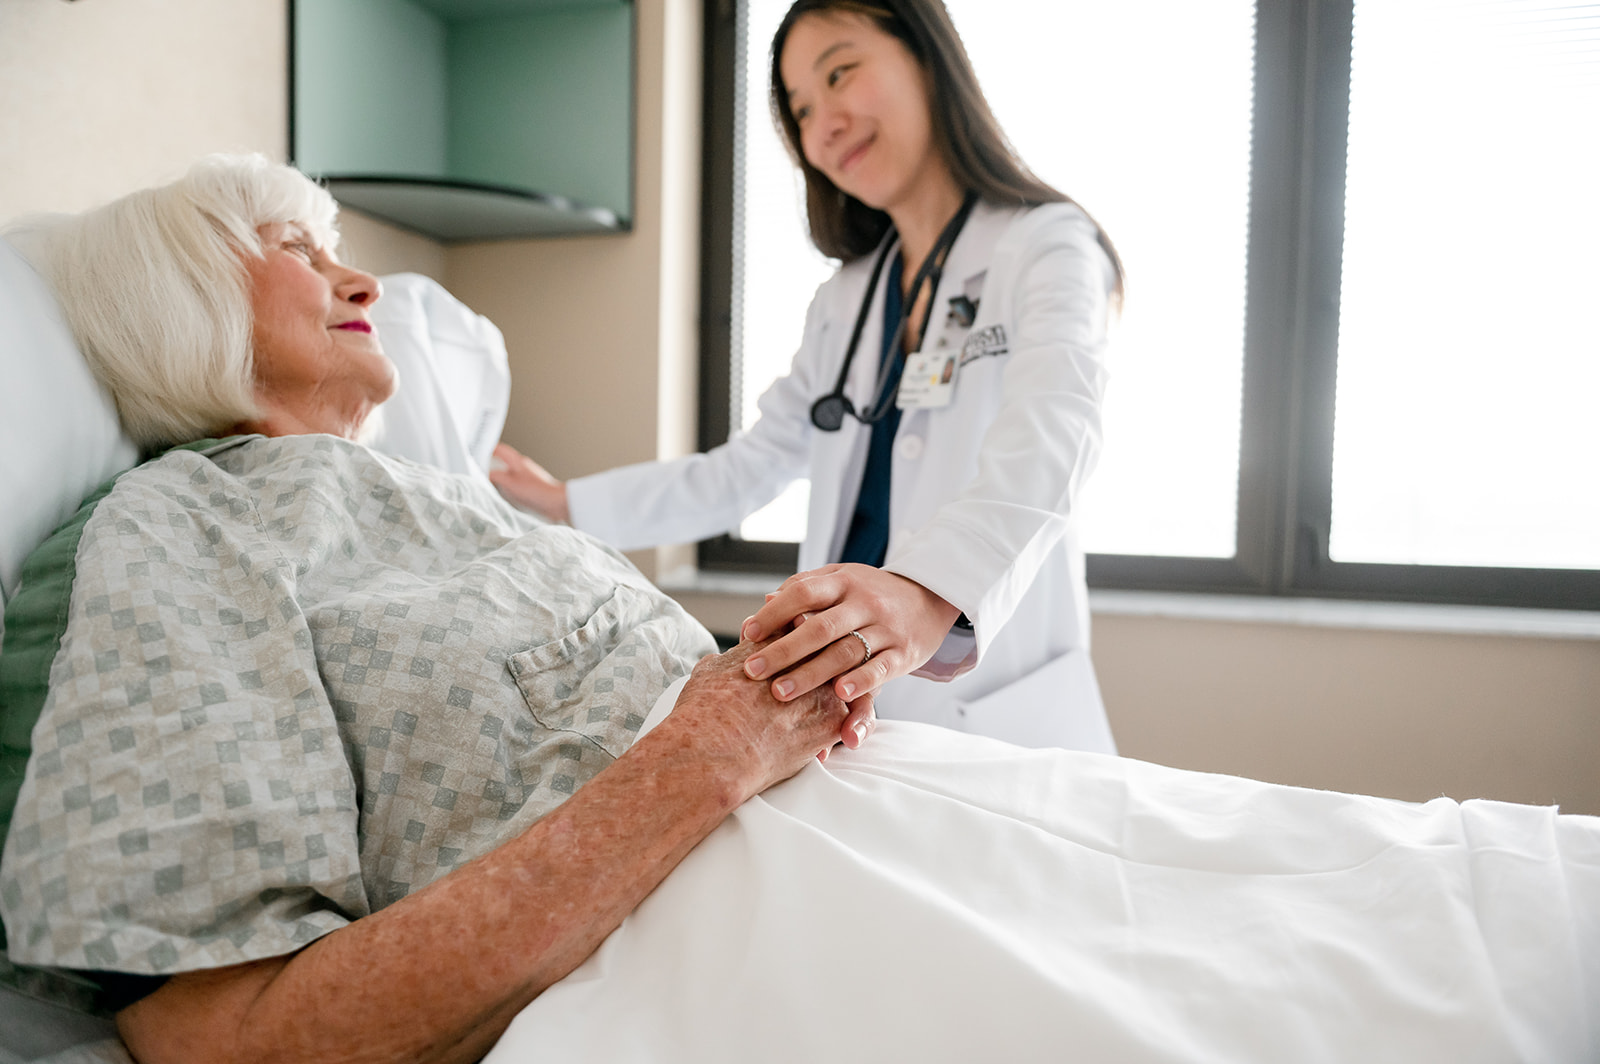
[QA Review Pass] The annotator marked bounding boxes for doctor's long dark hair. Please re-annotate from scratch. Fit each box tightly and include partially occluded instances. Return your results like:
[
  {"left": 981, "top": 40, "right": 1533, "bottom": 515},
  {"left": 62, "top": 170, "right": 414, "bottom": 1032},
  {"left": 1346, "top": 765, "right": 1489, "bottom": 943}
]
[{"left": 770, "top": 0, "right": 1125, "bottom": 298}]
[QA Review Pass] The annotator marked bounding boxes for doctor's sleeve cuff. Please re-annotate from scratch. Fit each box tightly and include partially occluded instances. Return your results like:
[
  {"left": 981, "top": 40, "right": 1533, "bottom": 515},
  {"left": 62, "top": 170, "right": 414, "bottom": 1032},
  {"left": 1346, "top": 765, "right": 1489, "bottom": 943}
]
[
  {"left": 884, "top": 505, "right": 1071, "bottom": 666},
  {"left": 912, "top": 626, "right": 979, "bottom": 681}
]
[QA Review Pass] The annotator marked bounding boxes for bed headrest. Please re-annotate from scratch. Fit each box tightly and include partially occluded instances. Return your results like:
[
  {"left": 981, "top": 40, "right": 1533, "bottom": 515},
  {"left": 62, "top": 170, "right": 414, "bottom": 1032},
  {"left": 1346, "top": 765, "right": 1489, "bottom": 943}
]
[
  {"left": 0, "top": 238, "right": 138, "bottom": 609},
  {"left": 0, "top": 247, "right": 510, "bottom": 617}
]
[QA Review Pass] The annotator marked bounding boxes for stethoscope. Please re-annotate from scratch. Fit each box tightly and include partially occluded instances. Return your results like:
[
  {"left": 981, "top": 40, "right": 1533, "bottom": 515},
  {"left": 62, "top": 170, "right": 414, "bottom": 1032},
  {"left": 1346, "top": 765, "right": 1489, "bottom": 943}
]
[{"left": 810, "top": 191, "right": 979, "bottom": 432}]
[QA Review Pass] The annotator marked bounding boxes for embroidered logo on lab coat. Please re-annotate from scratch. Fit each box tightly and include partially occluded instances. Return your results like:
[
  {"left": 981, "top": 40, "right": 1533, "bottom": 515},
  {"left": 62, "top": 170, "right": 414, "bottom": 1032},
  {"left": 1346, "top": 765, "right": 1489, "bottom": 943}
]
[{"left": 960, "top": 324, "right": 1008, "bottom": 364}]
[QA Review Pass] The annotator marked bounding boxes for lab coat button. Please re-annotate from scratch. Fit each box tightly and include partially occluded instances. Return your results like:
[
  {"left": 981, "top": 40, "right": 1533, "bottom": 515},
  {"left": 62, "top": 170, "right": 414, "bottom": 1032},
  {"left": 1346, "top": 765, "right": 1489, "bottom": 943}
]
[{"left": 897, "top": 435, "right": 924, "bottom": 461}]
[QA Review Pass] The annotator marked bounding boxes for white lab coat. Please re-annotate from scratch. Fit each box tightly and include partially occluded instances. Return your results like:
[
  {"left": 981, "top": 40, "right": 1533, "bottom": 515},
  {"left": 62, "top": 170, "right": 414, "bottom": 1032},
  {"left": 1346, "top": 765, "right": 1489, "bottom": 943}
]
[{"left": 569, "top": 201, "right": 1116, "bottom": 752}]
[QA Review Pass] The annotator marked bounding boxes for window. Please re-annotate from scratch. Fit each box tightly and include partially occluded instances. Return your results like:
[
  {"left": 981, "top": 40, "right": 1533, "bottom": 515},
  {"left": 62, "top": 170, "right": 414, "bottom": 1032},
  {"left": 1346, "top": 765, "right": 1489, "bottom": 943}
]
[
  {"left": 699, "top": 0, "right": 1600, "bottom": 608},
  {"left": 1331, "top": 0, "right": 1600, "bottom": 571}
]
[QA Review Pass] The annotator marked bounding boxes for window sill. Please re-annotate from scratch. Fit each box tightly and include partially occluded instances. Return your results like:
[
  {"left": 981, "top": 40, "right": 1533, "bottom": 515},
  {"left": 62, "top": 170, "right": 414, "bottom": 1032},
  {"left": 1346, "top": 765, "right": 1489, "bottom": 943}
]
[
  {"left": 657, "top": 566, "right": 784, "bottom": 597},
  {"left": 1089, "top": 589, "right": 1600, "bottom": 641},
  {"left": 660, "top": 567, "right": 1600, "bottom": 642}
]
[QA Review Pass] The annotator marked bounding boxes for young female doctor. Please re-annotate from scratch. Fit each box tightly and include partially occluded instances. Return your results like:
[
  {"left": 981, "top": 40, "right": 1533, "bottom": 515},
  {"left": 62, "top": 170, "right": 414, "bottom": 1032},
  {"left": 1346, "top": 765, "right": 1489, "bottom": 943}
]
[{"left": 492, "top": 0, "right": 1125, "bottom": 752}]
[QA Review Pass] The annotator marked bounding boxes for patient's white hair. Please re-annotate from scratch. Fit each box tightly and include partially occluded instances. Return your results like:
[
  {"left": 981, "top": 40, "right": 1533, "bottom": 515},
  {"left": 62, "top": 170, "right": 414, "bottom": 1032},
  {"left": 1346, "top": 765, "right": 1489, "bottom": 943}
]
[{"left": 7, "top": 154, "right": 340, "bottom": 448}]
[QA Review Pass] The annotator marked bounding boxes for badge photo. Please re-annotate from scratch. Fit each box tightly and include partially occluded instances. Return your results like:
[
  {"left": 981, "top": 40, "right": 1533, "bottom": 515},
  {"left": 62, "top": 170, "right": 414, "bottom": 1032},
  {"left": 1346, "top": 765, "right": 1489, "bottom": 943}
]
[{"left": 897, "top": 350, "right": 959, "bottom": 410}]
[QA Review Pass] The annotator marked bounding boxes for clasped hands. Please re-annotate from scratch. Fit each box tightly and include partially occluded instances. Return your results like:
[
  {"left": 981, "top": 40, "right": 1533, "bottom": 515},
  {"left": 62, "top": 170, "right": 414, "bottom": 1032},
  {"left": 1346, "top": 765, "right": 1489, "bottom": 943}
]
[
  {"left": 738, "top": 563, "right": 962, "bottom": 739},
  {"left": 691, "top": 563, "right": 957, "bottom": 767}
]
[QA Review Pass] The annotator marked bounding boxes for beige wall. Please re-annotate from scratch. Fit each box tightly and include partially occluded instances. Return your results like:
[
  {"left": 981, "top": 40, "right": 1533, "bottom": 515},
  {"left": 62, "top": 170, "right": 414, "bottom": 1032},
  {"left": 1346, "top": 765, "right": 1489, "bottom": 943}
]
[
  {"left": 672, "top": 581, "right": 1600, "bottom": 815},
  {"left": 340, "top": 208, "right": 449, "bottom": 280},
  {"left": 1095, "top": 613, "right": 1600, "bottom": 814},
  {"left": 0, "top": 0, "right": 434, "bottom": 265},
  {"left": 444, "top": 0, "right": 702, "bottom": 579},
  {"left": 0, "top": 0, "right": 288, "bottom": 221},
  {"left": 3, "top": 0, "right": 1595, "bottom": 816}
]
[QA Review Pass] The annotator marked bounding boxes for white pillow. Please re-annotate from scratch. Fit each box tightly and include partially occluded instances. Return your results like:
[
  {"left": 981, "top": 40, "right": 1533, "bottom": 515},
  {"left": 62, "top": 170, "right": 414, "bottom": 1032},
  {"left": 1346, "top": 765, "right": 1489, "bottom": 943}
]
[
  {"left": 0, "top": 239, "right": 138, "bottom": 611},
  {"left": 365, "top": 273, "right": 511, "bottom": 480}
]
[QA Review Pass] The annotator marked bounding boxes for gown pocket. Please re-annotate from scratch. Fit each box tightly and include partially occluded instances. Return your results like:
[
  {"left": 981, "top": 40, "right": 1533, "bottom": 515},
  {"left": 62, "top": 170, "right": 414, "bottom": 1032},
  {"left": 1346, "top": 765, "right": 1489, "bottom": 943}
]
[{"left": 505, "top": 584, "right": 691, "bottom": 759}]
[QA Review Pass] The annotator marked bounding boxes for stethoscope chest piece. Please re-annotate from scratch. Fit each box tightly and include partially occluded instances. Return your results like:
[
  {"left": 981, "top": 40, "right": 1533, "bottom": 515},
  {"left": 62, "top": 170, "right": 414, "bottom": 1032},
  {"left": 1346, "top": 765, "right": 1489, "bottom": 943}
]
[{"left": 810, "top": 394, "right": 849, "bottom": 432}]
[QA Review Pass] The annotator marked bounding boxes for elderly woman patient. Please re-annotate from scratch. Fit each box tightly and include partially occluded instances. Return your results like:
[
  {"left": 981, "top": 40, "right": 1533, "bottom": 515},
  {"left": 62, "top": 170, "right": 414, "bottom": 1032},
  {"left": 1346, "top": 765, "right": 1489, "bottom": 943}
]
[
  {"left": 3, "top": 155, "right": 1597, "bottom": 1064},
  {"left": 0, "top": 155, "right": 869, "bottom": 1063}
]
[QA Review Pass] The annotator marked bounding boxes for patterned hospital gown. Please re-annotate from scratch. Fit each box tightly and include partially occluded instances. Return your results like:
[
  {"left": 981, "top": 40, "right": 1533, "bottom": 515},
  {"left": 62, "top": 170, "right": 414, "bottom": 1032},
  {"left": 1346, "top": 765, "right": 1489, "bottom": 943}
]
[{"left": 0, "top": 435, "right": 715, "bottom": 979}]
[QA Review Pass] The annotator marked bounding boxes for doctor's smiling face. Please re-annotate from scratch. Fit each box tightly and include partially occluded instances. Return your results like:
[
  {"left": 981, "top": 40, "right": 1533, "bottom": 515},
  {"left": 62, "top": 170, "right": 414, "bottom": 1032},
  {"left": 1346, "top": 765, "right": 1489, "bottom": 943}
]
[
  {"left": 780, "top": 11, "right": 951, "bottom": 217},
  {"left": 241, "top": 222, "right": 396, "bottom": 439}
]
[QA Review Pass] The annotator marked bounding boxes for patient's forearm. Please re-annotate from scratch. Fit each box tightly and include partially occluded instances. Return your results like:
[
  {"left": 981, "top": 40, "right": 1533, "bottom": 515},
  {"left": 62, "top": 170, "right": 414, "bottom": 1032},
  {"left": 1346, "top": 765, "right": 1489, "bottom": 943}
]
[{"left": 116, "top": 722, "right": 749, "bottom": 1064}]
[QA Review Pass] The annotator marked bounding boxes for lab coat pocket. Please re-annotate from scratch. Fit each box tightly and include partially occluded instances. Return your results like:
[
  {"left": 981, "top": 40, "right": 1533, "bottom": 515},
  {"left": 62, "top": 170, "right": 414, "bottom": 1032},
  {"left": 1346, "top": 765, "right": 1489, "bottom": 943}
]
[
  {"left": 506, "top": 584, "right": 673, "bottom": 759},
  {"left": 956, "top": 647, "right": 1115, "bottom": 754}
]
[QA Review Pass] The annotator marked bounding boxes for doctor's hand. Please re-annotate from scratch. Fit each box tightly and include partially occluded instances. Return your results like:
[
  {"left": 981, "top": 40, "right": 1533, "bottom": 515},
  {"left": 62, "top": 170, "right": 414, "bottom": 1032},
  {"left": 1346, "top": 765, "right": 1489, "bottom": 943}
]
[
  {"left": 737, "top": 564, "right": 963, "bottom": 707},
  {"left": 490, "top": 441, "right": 571, "bottom": 523}
]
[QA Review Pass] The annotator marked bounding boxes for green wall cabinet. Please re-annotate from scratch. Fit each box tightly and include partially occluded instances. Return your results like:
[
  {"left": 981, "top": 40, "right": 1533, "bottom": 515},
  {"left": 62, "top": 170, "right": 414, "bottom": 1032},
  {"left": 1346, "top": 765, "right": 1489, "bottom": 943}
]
[{"left": 291, "top": 0, "right": 633, "bottom": 241}]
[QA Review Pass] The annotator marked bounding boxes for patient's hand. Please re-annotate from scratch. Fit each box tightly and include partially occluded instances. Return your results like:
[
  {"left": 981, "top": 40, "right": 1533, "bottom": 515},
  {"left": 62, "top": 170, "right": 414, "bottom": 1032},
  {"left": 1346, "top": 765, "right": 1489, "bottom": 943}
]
[
  {"left": 490, "top": 441, "right": 570, "bottom": 523},
  {"left": 736, "top": 564, "right": 962, "bottom": 708},
  {"left": 666, "top": 640, "right": 877, "bottom": 790}
]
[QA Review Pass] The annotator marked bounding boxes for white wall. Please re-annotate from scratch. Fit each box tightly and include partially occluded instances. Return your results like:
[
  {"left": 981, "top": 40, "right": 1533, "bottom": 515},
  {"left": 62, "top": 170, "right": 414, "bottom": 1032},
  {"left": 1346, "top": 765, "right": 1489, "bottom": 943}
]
[{"left": 3, "top": 0, "right": 1595, "bottom": 816}]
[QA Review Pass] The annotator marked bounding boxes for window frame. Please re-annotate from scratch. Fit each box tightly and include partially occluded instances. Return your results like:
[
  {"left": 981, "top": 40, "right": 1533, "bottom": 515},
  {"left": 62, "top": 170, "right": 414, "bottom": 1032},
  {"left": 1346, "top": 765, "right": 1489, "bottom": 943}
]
[{"left": 697, "top": 0, "right": 1600, "bottom": 610}]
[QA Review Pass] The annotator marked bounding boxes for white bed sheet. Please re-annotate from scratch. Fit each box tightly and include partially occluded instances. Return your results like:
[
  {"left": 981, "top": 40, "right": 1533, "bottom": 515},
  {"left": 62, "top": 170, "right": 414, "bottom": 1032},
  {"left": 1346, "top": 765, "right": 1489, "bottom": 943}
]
[{"left": 486, "top": 683, "right": 1599, "bottom": 1063}]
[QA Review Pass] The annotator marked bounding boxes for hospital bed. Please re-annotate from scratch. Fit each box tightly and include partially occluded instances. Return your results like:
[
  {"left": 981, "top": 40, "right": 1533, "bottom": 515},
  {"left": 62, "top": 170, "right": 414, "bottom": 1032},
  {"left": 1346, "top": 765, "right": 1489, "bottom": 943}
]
[{"left": 1, "top": 238, "right": 1597, "bottom": 1063}]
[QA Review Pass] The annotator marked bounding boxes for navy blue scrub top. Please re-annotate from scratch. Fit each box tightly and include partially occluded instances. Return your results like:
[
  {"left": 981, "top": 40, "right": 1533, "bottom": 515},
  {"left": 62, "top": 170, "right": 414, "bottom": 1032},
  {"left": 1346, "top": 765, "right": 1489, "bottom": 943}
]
[{"left": 838, "top": 255, "right": 906, "bottom": 568}]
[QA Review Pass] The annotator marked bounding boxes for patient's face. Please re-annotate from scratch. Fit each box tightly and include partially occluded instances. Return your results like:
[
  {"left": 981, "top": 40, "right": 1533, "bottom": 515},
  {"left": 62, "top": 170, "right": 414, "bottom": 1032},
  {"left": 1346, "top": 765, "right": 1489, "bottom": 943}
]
[{"left": 245, "top": 222, "right": 397, "bottom": 437}]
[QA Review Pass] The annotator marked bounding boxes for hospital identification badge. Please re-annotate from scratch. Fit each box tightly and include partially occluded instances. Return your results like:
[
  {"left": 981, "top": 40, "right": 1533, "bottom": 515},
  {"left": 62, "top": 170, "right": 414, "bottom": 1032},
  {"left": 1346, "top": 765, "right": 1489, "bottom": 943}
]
[{"left": 897, "top": 349, "right": 960, "bottom": 410}]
